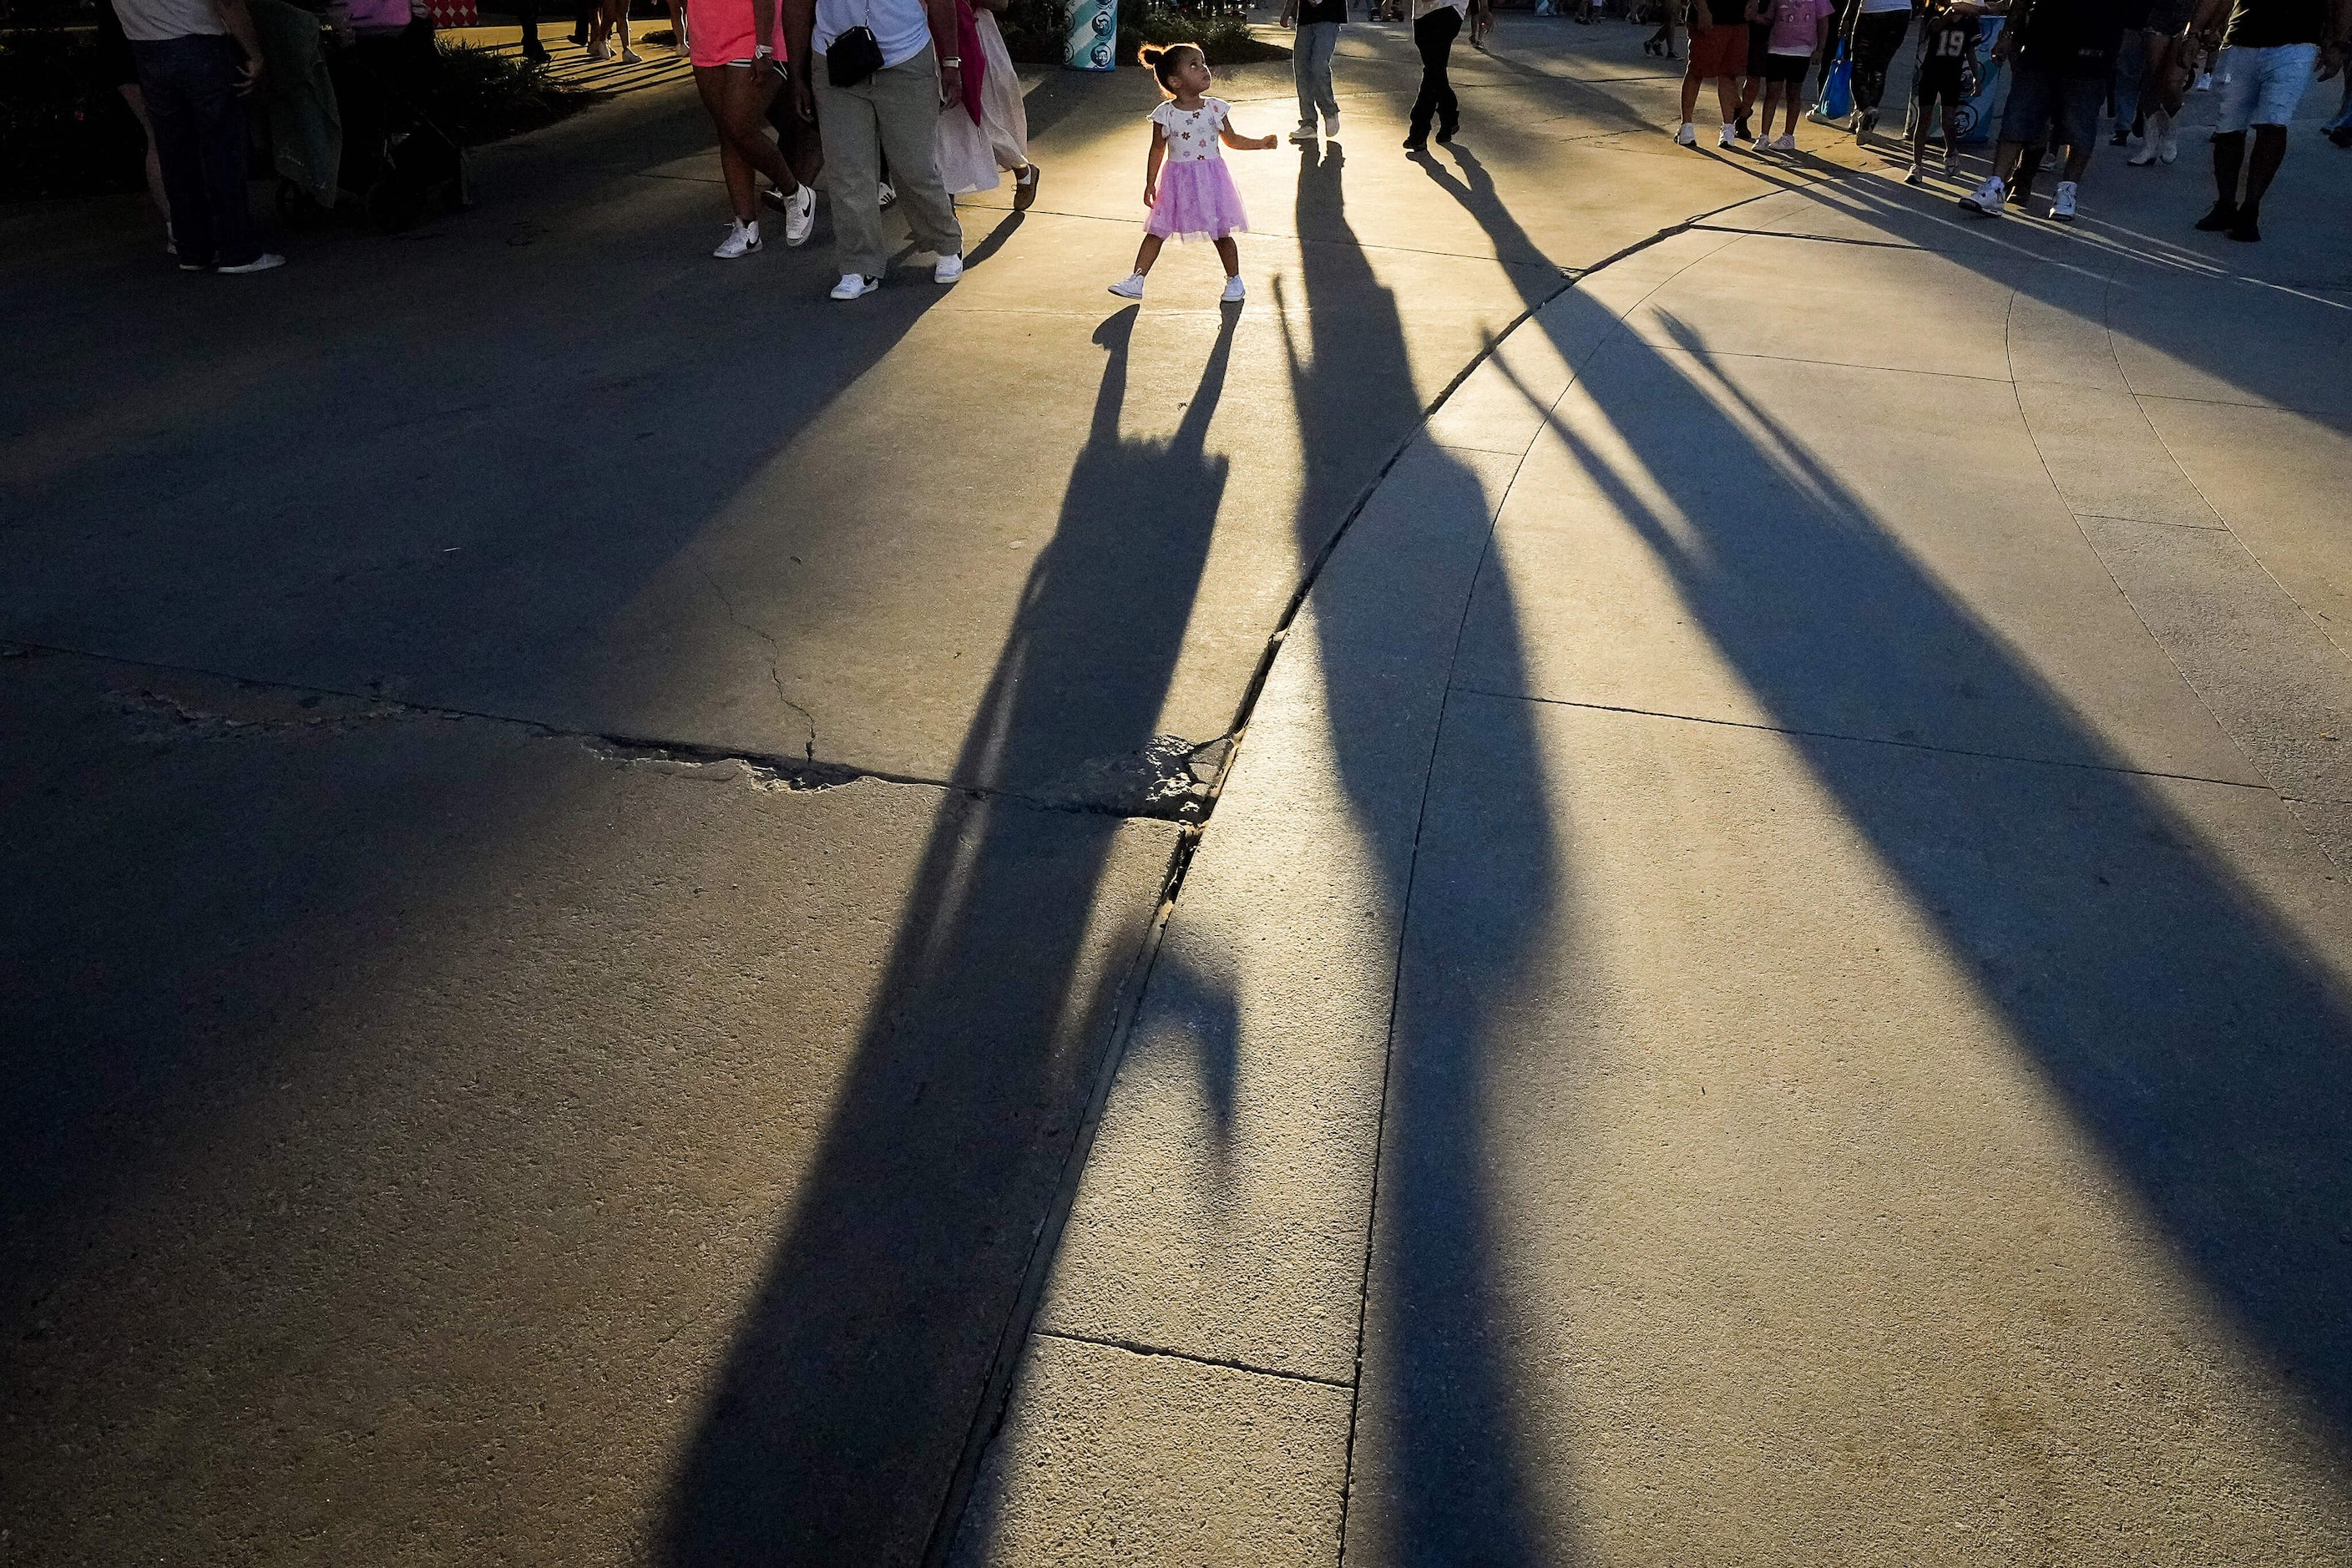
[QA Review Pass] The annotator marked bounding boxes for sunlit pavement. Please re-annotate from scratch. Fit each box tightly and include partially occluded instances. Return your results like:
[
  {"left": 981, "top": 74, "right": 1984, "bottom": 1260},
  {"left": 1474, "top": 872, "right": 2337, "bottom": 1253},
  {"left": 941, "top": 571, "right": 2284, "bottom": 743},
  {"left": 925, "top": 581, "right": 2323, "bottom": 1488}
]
[
  {"left": 958, "top": 48, "right": 2352, "bottom": 1568},
  {"left": 4, "top": 16, "right": 2349, "bottom": 1565}
]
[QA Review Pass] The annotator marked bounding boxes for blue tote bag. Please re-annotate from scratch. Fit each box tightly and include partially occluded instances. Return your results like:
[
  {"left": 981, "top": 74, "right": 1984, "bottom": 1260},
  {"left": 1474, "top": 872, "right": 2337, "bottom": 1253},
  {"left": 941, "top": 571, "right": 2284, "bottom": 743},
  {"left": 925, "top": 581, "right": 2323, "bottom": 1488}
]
[{"left": 1813, "top": 42, "right": 1854, "bottom": 122}]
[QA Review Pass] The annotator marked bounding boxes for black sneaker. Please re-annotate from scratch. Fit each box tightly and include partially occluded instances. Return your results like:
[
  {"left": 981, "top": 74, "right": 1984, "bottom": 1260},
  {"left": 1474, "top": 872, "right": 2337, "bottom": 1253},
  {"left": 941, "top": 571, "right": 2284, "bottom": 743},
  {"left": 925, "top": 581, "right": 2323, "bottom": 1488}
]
[
  {"left": 2329, "top": 124, "right": 2352, "bottom": 149},
  {"left": 2228, "top": 205, "right": 2262, "bottom": 241},
  {"left": 1403, "top": 134, "right": 1427, "bottom": 151},
  {"left": 1736, "top": 113, "right": 1753, "bottom": 140},
  {"left": 1434, "top": 124, "right": 1457, "bottom": 144},
  {"left": 522, "top": 37, "right": 549, "bottom": 60},
  {"left": 2193, "top": 199, "right": 2239, "bottom": 231}
]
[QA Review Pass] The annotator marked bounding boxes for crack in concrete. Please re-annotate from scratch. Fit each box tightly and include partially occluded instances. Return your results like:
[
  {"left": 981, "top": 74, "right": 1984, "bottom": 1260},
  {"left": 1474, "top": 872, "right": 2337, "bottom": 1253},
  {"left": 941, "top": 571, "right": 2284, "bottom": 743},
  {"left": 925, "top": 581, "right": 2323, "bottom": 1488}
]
[
  {"left": 1031, "top": 1328, "right": 1356, "bottom": 1391},
  {"left": 9, "top": 640, "right": 1235, "bottom": 822},
  {"left": 697, "top": 563, "right": 818, "bottom": 764}
]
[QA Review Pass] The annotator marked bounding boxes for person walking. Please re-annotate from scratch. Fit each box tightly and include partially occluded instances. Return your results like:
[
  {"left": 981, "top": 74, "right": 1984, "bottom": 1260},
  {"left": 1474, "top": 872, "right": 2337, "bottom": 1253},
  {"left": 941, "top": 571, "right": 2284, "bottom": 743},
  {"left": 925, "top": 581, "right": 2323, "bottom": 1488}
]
[
  {"left": 1905, "top": 0, "right": 1981, "bottom": 179},
  {"left": 784, "top": 0, "right": 965, "bottom": 297},
  {"left": 2188, "top": 0, "right": 2348, "bottom": 239},
  {"left": 1289, "top": 0, "right": 1347, "bottom": 144},
  {"left": 689, "top": 0, "right": 815, "bottom": 255},
  {"left": 95, "top": 0, "right": 174, "bottom": 255},
  {"left": 1404, "top": 0, "right": 1487, "bottom": 150},
  {"left": 1677, "top": 0, "right": 1760, "bottom": 145},
  {"left": 1839, "top": 0, "right": 1913, "bottom": 136},
  {"left": 1755, "top": 0, "right": 1834, "bottom": 149},
  {"left": 1957, "top": 0, "right": 2127, "bottom": 221},
  {"left": 969, "top": 0, "right": 1040, "bottom": 203},
  {"left": 112, "top": 0, "right": 281, "bottom": 273}
]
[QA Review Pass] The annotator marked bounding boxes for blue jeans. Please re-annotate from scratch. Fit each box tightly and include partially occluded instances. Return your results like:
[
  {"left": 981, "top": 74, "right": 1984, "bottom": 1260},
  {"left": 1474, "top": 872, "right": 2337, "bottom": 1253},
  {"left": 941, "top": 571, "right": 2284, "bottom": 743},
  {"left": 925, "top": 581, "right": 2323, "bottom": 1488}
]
[
  {"left": 130, "top": 34, "right": 260, "bottom": 268},
  {"left": 2109, "top": 27, "right": 2144, "bottom": 132},
  {"left": 1294, "top": 20, "right": 1341, "bottom": 126}
]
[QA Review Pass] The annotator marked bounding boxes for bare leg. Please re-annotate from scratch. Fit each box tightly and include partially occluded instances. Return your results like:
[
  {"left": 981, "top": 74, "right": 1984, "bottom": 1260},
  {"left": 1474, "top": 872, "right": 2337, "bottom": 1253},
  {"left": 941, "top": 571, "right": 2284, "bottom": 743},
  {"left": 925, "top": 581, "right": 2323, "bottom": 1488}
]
[
  {"left": 1214, "top": 235, "right": 1240, "bottom": 276},
  {"left": 1714, "top": 74, "right": 1738, "bottom": 125},
  {"left": 1132, "top": 233, "right": 1166, "bottom": 275},
  {"left": 1681, "top": 60, "right": 1705, "bottom": 121},
  {"left": 116, "top": 83, "right": 169, "bottom": 223},
  {"left": 706, "top": 65, "right": 801, "bottom": 212}
]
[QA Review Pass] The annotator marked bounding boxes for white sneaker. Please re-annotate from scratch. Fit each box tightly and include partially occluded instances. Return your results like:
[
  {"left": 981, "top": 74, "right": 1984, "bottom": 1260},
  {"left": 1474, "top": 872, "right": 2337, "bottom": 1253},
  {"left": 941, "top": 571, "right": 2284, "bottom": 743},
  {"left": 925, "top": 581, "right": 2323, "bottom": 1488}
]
[
  {"left": 1106, "top": 272, "right": 1146, "bottom": 299},
  {"left": 776, "top": 184, "right": 814, "bottom": 245},
  {"left": 1717, "top": 124, "right": 1737, "bottom": 149},
  {"left": 1958, "top": 175, "right": 2005, "bottom": 215},
  {"left": 1221, "top": 275, "right": 1246, "bottom": 302},
  {"left": 1675, "top": 122, "right": 1697, "bottom": 145},
  {"left": 588, "top": 37, "right": 609, "bottom": 58},
  {"left": 1324, "top": 114, "right": 1341, "bottom": 136},
  {"left": 2128, "top": 135, "right": 2157, "bottom": 165},
  {"left": 620, "top": 43, "right": 642, "bottom": 61},
  {"left": 1770, "top": 132, "right": 1796, "bottom": 153},
  {"left": 1289, "top": 122, "right": 1320, "bottom": 143},
  {"left": 2159, "top": 128, "right": 2179, "bottom": 163},
  {"left": 878, "top": 181, "right": 897, "bottom": 208},
  {"left": 2051, "top": 180, "right": 2078, "bottom": 222},
  {"left": 713, "top": 220, "right": 760, "bottom": 258},
  {"left": 933, "top": 252, "right": 964, "bottom": 284},
  {"left": 830, "top": 272, "right": 878, "bottom": 300},
  {"left": 215, "top": 252, "right": 286, "bottom": 274}
]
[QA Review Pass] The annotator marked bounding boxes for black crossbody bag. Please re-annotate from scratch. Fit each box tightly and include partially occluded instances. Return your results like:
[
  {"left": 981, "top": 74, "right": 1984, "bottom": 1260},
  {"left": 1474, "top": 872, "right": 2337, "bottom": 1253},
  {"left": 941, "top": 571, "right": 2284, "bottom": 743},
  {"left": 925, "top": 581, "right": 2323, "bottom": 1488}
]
[{"left": 827, "top": 18, "right": 884, "bottom": 83}]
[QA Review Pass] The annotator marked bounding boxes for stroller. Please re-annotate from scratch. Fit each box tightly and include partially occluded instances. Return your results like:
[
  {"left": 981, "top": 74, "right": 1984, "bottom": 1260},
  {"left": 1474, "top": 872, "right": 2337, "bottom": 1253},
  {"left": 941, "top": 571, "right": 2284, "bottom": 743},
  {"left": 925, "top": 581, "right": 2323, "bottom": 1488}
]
[{"left": 255, "top": 0, "right": 469, "bottom": 232}]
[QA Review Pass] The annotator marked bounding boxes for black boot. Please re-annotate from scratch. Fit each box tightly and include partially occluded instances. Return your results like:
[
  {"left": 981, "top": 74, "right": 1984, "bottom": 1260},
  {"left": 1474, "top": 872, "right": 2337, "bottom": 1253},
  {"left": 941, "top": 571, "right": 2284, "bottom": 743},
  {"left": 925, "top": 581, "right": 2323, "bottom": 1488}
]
[{"left": 2193, "top": 197, "right": 2239, "bottom": 230}]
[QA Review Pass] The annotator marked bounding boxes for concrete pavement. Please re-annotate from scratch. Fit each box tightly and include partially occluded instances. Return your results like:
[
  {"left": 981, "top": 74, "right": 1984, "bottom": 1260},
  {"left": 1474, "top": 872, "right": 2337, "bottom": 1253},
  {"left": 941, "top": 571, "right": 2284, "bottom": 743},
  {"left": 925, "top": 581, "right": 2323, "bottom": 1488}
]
[
  {"left": 959, "top": 60, "right": 2352, "bottom": 1568},
  {"left": 8, "top": 13, "right": 2349, "bottom": 1565},
  {"left": 3, "top": 17, "right": 1837, "bottom": 1565}
]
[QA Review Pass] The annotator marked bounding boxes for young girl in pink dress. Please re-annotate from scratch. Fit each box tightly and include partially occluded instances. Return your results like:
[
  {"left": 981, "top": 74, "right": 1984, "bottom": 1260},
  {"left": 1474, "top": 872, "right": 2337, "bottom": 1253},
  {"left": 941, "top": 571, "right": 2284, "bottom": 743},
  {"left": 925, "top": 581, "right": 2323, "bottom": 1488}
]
[{"left": 1107, "top": 43, "right": 1277, "bottom": 305}]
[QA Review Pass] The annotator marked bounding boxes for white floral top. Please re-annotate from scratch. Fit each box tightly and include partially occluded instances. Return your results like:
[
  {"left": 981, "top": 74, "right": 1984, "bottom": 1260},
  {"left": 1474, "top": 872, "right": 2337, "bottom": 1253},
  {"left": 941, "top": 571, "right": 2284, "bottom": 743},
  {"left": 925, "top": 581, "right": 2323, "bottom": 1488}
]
[{"left": 1151, "top": 97, "right": 1231, "bottom": 164}]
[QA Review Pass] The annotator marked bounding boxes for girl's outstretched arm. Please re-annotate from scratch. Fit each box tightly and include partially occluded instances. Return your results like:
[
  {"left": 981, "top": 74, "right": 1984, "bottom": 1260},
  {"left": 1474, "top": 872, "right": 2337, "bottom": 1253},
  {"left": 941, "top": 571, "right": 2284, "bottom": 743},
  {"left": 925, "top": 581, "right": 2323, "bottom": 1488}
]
[
  {"left": 1218, "top": 119, "right": 1280, "bottom": 149},
  {"left": 1145, "top": 123, "right": 1168, "bottom": 205}
]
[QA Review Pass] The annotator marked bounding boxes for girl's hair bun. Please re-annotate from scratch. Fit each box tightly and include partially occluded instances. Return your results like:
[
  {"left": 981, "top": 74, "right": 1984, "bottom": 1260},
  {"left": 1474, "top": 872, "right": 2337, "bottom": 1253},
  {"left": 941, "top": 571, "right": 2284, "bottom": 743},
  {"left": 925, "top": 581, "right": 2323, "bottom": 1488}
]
[{"left": 1141, "top": 40, "right": 1204, "bottom": 89}]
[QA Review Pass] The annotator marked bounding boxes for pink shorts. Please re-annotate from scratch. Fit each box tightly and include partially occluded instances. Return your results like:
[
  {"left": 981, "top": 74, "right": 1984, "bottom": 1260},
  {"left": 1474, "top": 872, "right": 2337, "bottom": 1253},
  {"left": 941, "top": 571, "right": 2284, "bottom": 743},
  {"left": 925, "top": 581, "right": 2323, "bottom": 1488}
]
[{"left": 686, "top": 0, "right": 783, "bottom": 68}]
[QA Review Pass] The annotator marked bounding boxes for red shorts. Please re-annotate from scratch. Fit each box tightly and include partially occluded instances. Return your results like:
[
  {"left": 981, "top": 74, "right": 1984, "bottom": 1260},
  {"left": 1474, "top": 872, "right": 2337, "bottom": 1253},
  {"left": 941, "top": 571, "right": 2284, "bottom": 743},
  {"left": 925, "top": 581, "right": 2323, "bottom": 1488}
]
[
  {"left": 1687, "top": 21, "right": 1747, "bottom": 78},
  {"left": 686, "top": 0, "right": 783, "bottom": 68}
]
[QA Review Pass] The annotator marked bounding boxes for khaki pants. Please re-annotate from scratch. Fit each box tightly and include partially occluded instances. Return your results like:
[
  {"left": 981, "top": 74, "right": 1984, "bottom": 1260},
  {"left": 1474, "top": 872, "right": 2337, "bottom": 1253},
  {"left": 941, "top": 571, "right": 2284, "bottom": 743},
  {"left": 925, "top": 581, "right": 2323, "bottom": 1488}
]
[{"left": 812, "top": 43, "right": 964, "bottom": 280}]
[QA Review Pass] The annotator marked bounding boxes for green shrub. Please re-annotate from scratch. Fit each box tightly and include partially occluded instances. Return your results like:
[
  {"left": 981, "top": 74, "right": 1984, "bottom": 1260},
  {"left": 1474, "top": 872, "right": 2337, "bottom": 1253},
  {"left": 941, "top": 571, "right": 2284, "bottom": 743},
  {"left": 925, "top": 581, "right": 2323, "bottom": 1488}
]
[
  {"left": 418, "top": 40, "right": 595, "bottom": 143},
  {"left": 999, "top": 0, "right": 1070, "bottom": 62},
  {"left": 1120, "top": 5, "right": 1287, "bottom": 63}
]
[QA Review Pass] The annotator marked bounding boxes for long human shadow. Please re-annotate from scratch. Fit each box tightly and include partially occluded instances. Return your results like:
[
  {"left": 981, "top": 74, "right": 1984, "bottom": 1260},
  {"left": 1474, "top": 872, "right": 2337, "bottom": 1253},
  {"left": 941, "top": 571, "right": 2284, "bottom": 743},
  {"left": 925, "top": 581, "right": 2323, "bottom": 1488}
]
[
  {"left": 1428, "top": 141, "right": 2352, "bottom": 1455},
  {"left": 0, "top": 139, "right": 961, "bottom": 1336},
  {"left": 1284, "top": 139, "right": 1560, "bottom": 1565},
  {"left": 655, "top": 307, "right": 1242, "bottom": 1566}
]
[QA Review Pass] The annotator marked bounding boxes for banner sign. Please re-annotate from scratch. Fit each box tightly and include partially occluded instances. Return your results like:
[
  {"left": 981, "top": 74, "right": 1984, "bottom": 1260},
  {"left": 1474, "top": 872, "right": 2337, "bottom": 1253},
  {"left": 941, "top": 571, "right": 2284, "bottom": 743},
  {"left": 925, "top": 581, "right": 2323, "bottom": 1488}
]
[{"left": 1065, "top": 0, "right": 1116, "bottom": 69}]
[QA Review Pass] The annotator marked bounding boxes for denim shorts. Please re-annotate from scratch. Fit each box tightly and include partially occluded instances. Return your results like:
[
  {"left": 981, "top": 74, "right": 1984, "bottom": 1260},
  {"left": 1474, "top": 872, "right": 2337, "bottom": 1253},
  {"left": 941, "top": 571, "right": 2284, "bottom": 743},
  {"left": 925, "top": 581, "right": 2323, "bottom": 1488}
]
[
  {"left": 2215, "top": 42, "right": 2318, "bottom": 131},
  {"left": 2000, "top": 64, "right": 2102, "bottom": 149}
]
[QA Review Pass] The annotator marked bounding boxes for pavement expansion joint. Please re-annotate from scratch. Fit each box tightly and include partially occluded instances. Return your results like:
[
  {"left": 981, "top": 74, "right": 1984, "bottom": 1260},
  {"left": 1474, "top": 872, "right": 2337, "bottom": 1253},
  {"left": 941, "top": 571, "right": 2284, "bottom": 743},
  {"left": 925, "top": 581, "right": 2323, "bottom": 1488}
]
[
  {"left": 1452, "top": 685, "right": 2282, "bottom": 793},
  {"left": 1030, "top": 1328, "right": 1356, "bottom": 1391}
]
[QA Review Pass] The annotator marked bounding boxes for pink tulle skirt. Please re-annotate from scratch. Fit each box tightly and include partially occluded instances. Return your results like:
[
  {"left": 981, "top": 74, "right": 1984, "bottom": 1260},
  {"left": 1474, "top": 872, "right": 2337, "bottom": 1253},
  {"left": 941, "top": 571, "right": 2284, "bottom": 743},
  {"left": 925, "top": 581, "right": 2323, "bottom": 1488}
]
[{"left": 1146, "top": 159, "right": 1249, "bottom": 242}]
